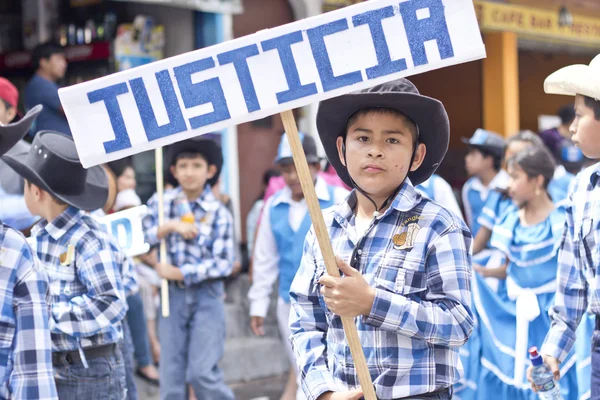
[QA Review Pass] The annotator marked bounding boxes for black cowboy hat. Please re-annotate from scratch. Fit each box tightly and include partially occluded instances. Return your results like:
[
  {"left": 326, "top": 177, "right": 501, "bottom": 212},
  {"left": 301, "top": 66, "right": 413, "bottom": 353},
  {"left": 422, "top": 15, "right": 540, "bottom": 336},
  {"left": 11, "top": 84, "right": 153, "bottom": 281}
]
[
  {"left": 316, "top": 79, "right": 449, "bottom": 187},
  {"left": 167, "top": 137, "right": 223, "bottom": 187},
  {"left": 2, "top": 131, "right": 109, "bottom": 211},
  {"left": 0, "top": 105, "right": 42, "bottom": 157}
]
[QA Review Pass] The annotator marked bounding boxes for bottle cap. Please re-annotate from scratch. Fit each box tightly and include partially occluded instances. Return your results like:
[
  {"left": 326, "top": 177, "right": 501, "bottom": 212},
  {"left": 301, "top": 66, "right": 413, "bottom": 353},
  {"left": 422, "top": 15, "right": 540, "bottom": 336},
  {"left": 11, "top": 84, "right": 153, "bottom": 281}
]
[{"left": 528, "top": 346, "right": 543, "bottom": 366}]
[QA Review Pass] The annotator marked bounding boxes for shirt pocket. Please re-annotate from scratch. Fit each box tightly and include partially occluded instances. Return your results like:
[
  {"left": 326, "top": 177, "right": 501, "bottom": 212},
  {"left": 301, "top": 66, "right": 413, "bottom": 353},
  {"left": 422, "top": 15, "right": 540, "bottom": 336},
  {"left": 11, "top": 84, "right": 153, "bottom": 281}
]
[{"left": 374, "top": 255, "right": 427, "bottom": 298}]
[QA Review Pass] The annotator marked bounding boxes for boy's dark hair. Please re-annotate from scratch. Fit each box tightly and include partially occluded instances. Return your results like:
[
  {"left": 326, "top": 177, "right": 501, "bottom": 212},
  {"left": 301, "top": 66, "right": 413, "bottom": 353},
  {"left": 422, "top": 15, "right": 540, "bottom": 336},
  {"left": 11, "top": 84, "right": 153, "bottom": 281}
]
[
  {"left": 171, "top": 150, "right": 209, "bottom": 166},
  {"left": 26, "top": 180, "right": 67, "bottom": 206},
  {"left": 470, "top": 147, "right": 502, "bottom": 172},
  {"left": 557, "top": 104, "right": 575, "bottom": 125},
  {"left": 32, "top": 42, "right": 64, "bottom": 71},
  {"left": 506, "top": 147, "right": 555, "bottom": 190},
  {"left": 345, "top": 107, "right": 419, "bottom": 146},
  {"left": 583, "top": 96, "right": 600, "bottom": 120}
]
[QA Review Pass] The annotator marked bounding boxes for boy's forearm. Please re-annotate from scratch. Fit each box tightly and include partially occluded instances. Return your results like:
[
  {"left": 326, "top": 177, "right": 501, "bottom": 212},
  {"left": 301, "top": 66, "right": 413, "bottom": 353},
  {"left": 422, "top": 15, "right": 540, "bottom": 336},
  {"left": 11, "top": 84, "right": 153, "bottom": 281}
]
[{"left": 157, "top": 221, "right": 176, "bottom": 239}]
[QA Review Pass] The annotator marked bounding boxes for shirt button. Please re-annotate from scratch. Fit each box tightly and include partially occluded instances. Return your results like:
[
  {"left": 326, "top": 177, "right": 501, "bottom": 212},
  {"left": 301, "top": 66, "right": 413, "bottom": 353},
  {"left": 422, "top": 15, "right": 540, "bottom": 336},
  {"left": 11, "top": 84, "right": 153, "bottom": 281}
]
[{"left": 357, "top": 249, "right": 362, "bottom": 255}]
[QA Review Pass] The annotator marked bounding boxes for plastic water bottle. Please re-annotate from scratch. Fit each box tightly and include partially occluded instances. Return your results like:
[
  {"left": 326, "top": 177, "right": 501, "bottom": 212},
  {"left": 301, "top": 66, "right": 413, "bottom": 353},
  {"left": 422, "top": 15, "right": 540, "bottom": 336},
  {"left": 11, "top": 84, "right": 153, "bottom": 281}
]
[{"left": 529, "top": 347, "right": 562, "bottom": 399}]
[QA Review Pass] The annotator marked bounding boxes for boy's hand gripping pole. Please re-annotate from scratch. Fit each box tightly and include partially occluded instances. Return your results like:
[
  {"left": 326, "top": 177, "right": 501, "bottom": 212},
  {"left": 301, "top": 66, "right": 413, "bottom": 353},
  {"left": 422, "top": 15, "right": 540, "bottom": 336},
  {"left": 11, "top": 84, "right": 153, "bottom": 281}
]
[
  {"left": 155, "top": 147, "right": 170, "bottom": 318},
  {"left": 280, "top": 110, "right": 376, "bottom": 400}
]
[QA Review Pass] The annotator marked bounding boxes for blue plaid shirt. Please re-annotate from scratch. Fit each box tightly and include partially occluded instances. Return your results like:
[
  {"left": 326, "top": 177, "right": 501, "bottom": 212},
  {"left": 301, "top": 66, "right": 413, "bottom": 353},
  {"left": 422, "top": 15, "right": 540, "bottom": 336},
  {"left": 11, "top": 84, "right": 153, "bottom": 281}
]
[
  {"left": 30, "top": 206, "right": 127, "bottom": 352},
  {"left": 0, "top": 224, "right": 57, "bottom": 399},
  {"left": 290, "top": 182, "right": 474, "bottom": 400},
  {"left": 542, "top": 163, "right": 600, "bottom": 362},
  {"left": 143, "top": 186, "right": 235, "bottom": 285}
]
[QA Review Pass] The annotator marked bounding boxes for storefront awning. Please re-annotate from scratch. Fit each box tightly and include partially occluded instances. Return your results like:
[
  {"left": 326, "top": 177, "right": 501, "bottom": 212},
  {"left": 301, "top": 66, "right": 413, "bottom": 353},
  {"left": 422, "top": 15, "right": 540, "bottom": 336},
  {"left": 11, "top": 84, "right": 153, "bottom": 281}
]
[
  {"left": 475, "top": 0, "right": 600, "bottom": 48},
  {"left": 111, "top": 0, "right": 243, "bottom": 15}
]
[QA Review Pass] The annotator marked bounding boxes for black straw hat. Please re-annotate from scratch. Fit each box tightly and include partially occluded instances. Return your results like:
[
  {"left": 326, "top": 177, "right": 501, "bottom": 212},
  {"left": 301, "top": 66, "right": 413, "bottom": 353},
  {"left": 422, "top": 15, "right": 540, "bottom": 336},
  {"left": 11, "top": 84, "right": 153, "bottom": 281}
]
[
  {"left": 2, "top": 131, "right": 109, "bottom": 211},
  {"left": 316, "top": 79, "right": 449, "bottom": 187},
  {"left": 0, "top": 105, "right": 42, "bottom": 157}
]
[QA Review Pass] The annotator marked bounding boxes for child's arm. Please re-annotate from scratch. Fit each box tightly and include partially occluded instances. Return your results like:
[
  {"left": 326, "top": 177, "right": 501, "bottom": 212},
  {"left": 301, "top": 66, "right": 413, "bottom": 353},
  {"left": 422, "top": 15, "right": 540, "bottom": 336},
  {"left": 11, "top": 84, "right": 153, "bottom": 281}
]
[
  {"left": 248, "top": 197, "right": 280, "bottom": 320},
  {"left": 10, "top": 233, "right": 58, "bottom": 399},
  {"left": 290, "top": 229, "right": 339, "bottom": 400},
  {"left": 363, "top": 223, "right": 474, "bottom": 347},
  {"left": 142, "top": 194, "right": 197, "bottom": 246},
  {"left": 542, "top": 202, "right": 588, "bottom": 363},
  {"left": 49, "top": 244, "right": 127, "bottom": 338},
  {"left": 177, "top": 206, "right": 235, "bottom": 285}
]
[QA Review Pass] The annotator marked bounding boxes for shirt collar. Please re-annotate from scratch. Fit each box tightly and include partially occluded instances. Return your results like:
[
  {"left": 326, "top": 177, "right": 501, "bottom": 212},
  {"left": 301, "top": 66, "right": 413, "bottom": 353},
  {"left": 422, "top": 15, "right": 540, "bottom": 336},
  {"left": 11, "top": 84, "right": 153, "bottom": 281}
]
[
  {"left": 589, "top": 162, "right": 600, "bottom": 186},
  {"left": 32, "top": 206, "right": 84, "bottom": 241},
  {"left": 187, "top": 185, "right": 221, "bottom": 213},
  {"left": 333, "top": 179, "right": 421, "bottom": 224},
  {"left": 271, "top": 176, "right": 331, "bottom": 207},
  {"left": 554, "top": 165, "right": 567, "bottom": 179}
]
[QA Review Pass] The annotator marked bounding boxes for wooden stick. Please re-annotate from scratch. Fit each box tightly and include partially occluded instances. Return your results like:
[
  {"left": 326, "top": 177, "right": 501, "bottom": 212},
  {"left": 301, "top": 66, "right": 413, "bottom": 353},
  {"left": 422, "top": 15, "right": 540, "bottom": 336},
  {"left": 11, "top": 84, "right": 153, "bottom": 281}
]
[
  {"left": 155, "top": 147, "right": 170, "bottom": 318},
  {"left": 280, "top": 110, "right": 376, "bottom": 400}
]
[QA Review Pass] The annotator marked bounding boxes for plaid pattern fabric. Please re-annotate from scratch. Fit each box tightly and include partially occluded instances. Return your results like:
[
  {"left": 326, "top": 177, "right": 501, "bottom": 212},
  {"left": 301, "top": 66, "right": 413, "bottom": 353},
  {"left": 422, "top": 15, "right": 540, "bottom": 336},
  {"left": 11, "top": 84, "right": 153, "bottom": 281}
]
[
  {"left": 30, "top": 207, "right": 127, "bottom": 352},
  {"left": 143, "top": 186, "right": 234, "bottom": 285},
  {"left": 543, "top": 163, "right": 600, "bottom": 362},
  {"left": 0, "top": 224, "right": 57, "bottom": 399},
  {"left": 290, "top": 182, "right": 474, "bottom": 400}
]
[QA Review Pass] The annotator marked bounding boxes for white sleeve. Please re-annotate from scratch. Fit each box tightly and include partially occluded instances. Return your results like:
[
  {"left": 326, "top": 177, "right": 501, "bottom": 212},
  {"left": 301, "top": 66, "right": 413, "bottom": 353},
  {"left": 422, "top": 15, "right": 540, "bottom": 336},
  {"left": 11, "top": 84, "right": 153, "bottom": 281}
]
[
  {"left": 461, "top": 181, "right": 473, "bottom": 228},
  {"left": 435, "top": 178, "right": 464, "bottom": 221},
  {"left": 248, "top": 196, "right": 280, "bottom": 318}
]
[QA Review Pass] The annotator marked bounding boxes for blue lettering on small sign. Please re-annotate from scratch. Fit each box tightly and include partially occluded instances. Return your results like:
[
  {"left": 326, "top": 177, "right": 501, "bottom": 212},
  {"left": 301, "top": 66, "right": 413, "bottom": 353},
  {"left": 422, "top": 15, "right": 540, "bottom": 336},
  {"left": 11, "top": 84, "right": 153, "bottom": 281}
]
[{"left": 111, "top": 218, "right": 133, "bottom": 250}]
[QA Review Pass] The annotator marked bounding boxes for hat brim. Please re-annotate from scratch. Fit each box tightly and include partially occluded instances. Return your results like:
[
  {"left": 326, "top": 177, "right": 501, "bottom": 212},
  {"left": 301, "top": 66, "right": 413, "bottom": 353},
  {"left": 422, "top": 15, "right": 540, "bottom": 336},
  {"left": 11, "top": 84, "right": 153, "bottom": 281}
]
[
  {"left": 0, "top": 105, "right": 42, "bottom": 157},
  {"left": 544, "top": 64, "right": 600, "bottom": 99},
  {"left": 461, "top": 139, "right": 504, "bottom": 157},
  {"left": 316, "top": 92, "right": 449, "bottom": 187},
  {"left": 3, "top": 151, "right": 108, "bottom": 211},
  {"left": 276, "top": 154, "right": 321, "bottom": 166},
  {"left": 167, "top": 138, "right": 223, "bottom": 187}
]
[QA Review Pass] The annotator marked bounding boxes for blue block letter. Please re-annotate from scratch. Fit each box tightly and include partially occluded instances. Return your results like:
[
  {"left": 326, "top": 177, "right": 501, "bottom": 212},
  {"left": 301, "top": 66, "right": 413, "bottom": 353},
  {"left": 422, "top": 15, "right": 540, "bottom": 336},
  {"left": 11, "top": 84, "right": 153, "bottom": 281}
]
[
  {"left": 353, "top": 6, "right": 407, "bottom": 80},
  {"left": 111, "top": 218, "right": 133, "bottom": 251},
  {"left": 307, "top": 19, "right": 363, "bottom": 92},
  {"left": 261, "top": 32, "right": 317, "bottom": 104},
  {"left": 87, "top": 83, "right": 131, "bottom": 153},
  {"left": 174, "top": 57, "right": 231, "bottom": 129},
  {"left": 217, "top": 45, "right": 261, "bottom": 113},
  {"left": 399, "top": 0, "right": 454, "bottom": 67},
  {"left": 129, "top": 70, "right": 187, "bottom": 141}
]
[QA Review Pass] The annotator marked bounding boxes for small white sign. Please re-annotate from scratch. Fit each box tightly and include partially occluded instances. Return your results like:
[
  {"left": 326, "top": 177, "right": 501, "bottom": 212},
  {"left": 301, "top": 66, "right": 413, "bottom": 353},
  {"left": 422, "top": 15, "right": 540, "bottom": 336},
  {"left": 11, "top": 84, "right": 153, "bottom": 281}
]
[{"left": 97, "top": 206, "right": 150, "bottom": 258}]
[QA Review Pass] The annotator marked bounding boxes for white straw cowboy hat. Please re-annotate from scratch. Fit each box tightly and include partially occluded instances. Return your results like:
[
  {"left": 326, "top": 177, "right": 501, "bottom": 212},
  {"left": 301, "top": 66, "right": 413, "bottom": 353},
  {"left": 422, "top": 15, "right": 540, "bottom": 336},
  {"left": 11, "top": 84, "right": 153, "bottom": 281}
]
[{"left": 545, "top": 54, "right": 600, "bottom": 99}]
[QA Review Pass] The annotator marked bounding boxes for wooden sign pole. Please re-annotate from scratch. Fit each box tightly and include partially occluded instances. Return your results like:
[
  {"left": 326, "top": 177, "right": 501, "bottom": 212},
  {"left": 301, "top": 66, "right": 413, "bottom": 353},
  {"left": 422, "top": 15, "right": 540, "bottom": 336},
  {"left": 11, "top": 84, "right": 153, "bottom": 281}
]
[
  {"left": 155, "top": 147, "right": 170, "bottom": 318},
  {"left": 280, "top": 110, "right": 376, "bottom": 400}
]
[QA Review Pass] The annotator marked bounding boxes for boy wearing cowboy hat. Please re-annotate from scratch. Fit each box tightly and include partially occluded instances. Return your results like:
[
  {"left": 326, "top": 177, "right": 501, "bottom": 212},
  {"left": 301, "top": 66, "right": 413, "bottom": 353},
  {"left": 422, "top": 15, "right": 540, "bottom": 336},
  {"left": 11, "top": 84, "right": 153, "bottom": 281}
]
[
  {"left": 248, "top": 133, "right": 349, "bottom": 400},
  {"left": 0, "top": 106, "right": 58, "bottom": 399},
  {"left": 289, "top": 79, "right": 474, "bottom": 400},
  {"left": 2, "top": 130, "right": 129, "bottom": 398},
  {"left": 527, "top": 55, "right": 600, "bottom": 397},
  {"left": 142, "top": 137, "right": 235, "bottom": 400}
]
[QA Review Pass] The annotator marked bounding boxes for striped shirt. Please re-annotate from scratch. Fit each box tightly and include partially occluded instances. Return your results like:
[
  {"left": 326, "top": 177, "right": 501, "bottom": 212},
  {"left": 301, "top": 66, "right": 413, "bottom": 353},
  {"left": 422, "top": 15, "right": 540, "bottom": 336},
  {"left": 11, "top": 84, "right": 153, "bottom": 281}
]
[
  {"left": 0, "top": 224, "right": 57, "bottom": 399},
  {"left": 290, "top": 182, "right": 474, "bottom": 400},
  {"left": 143, "top": 186, "right": 234, "bottom": 285},
  {"left": 30, "top": 206, "right": 127, "bottom": 352},
  {"left": 542, "top": 162, "right": 600, "bottom": 362}
]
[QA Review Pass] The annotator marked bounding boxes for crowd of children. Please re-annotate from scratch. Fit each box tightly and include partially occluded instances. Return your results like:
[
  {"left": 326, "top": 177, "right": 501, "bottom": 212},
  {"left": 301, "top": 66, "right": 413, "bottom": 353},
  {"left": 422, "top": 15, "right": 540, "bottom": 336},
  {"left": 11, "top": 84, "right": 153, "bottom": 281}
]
[{"left": 0, "top": 42, "right": 598, "bottom": 400}]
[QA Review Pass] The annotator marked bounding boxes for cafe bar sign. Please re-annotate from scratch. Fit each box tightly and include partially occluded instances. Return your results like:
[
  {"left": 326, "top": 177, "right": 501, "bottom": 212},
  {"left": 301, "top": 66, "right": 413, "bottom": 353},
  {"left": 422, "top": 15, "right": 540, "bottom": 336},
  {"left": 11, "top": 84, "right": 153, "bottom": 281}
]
[{"left": 474, "top": 0, "right": 600, "bottom": 46}]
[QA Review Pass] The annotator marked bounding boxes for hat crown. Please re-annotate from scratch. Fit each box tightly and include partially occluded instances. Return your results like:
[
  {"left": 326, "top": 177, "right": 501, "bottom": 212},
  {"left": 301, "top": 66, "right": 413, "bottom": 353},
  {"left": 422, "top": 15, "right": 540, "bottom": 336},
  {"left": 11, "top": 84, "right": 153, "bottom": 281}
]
[
  {"left": 28, "top": 131, "right": 88, "bottom": 195},
  {"left": 275, "top": 132, "right": 318, "bottom": 163},
  {"left": 356, "top": 78, "right": 419, "bottom": 96},
  {"left": 590, "top": 54, "right": 600, "bottom": 69}
]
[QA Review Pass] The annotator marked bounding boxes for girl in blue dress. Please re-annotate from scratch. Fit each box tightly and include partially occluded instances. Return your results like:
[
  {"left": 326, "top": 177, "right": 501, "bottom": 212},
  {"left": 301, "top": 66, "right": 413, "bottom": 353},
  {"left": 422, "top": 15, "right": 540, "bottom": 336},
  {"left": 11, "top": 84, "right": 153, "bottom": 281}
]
[{"left": 464, "top": 147, "right": 590, "bottom": 400}]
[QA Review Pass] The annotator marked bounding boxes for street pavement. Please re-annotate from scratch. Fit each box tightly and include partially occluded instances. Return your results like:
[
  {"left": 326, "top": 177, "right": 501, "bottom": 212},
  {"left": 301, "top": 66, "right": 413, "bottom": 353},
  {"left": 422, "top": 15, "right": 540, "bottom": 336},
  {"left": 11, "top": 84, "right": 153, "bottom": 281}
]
[{"left": 137, "top": 373, "right": 287, "bottom": 400}]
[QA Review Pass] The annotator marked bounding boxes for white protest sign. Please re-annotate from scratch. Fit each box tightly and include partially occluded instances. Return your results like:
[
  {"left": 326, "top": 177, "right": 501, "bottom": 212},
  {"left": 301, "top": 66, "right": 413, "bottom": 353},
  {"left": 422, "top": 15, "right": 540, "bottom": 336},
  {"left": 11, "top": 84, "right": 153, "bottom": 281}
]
[
  {"left": 97, "top": 206, "right": 150, "bottom": 258},
  {"left": 59, "top": 0, "right": 485, "bottom": 168}
]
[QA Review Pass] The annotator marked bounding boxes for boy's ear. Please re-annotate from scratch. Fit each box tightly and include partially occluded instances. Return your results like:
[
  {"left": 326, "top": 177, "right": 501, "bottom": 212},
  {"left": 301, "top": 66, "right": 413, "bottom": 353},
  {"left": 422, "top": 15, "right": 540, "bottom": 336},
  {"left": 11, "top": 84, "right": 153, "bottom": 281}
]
[
  {"left": 5, "top": 106, "right": 16, "bottom": 123},
  {"left": 169, "top": 164, "right": 176, "bottom": 177},
  {"left": 336, "top": 136, "right": 346, "bottom": 167},
  {"left": 409, "top": 143, "right": 427, "bottom": 172},
  {"left": 207, "top": 164, "right": 218, "bottom": 179}
]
